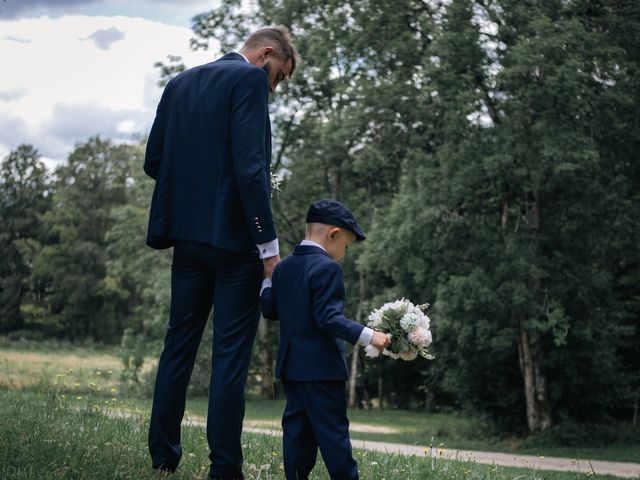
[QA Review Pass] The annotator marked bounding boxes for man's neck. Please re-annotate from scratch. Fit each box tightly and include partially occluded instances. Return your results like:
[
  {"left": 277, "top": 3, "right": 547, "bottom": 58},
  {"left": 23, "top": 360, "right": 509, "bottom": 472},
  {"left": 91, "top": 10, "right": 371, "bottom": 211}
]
[{"left": 237, "top": 51, "right": 250, "bottom": 63}]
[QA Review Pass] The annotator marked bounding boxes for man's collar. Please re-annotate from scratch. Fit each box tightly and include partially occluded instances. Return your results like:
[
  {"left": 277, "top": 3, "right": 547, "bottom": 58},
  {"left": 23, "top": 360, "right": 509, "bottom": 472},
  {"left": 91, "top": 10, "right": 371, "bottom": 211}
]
[{"left": 237, "top": 52, "right": 250, "bottom": 63}]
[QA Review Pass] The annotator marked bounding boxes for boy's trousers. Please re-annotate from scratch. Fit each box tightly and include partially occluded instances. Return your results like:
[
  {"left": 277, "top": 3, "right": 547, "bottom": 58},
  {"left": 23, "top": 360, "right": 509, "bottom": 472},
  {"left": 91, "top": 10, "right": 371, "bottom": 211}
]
[{"left": 281, "top": 380, "right": 359, "bottom": 480}]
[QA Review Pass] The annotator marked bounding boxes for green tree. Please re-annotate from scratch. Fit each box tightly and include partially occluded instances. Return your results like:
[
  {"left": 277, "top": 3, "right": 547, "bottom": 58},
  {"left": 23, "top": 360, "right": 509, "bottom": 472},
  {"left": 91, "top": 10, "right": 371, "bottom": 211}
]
[
  {"left": 364, "top": 0, "right": 640, "bottom": 432},
  {"left": 0, "top": 145, "right": 51, "bottom": 333},
  {"left": 29, "top": 137, "right": 132, "bottom": 341},
  {"left": 103, "top": 142, "right": 172, "bottom": 383}
]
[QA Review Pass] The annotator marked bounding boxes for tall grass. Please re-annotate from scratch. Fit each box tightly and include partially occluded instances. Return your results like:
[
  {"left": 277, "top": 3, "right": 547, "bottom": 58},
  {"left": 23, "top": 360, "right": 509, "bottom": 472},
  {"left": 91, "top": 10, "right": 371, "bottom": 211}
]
[
  {"left": 1, "top": 342, "right": 639, "bottom": 465},
  {"left": 0, "top": 387, "right": 623, "bottom": 480}
]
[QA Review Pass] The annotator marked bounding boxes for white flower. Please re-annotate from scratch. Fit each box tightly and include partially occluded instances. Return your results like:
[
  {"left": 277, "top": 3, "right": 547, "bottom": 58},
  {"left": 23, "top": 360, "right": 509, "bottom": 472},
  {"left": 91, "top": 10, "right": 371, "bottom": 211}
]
[
  {"left": 364, "top": 345, "right": 381, "bottom": 358},
  {"left": 400, "top": 313, "right": 420, "bottom": 332},
  {"left": 367, "top": 311, "right": 383, "bottom": 327},
  {"left": 399, "top": 350, "right": 419, "bottom": 361},
  {"left": 408, "top": 327, "right": 432, "bottom": 347}
]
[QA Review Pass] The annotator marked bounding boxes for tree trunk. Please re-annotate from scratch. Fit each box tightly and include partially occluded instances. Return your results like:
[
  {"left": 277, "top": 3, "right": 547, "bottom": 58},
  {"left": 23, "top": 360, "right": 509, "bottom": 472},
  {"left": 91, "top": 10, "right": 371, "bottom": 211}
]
[
  {"left": 348, "top": 347, "right": 359, "bottom": 408},
  {"left": 517, "top": 330, "right": 552, "bottom": 433},
  {"left": 348, "top": 272, "right": 365, "bottom": 408},
  {"left": 378, "top": 375, "right": 384, "bottom": 410},
  {"left": 257, "top": 315, "right": 274, "bottom": 399}
]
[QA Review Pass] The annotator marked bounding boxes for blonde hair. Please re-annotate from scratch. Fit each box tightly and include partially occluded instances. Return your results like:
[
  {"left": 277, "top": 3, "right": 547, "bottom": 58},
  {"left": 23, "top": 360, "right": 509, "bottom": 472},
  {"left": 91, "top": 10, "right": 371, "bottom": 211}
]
[{"left": 243, "top": 26, "right": 300, "bottom": 77}]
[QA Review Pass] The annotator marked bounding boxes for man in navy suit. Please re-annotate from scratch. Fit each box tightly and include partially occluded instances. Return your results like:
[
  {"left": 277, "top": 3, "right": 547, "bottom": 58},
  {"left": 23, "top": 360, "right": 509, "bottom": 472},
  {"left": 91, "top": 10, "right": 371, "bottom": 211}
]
[
  {"left": 144, "top": 27, "right": 299, "bottom": 479},
  {"left": 261, "top": 199, "right": 390, "bottom": 480}
]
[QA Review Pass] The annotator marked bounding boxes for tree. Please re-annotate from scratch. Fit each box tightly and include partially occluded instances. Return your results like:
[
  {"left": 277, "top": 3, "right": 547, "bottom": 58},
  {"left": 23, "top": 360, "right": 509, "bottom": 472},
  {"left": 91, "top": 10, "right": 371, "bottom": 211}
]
[
  {"left": 28, "top": 137, "right": 132, "bottom": 341},
  {"left": 363, "top": 0, "right": 640, "bottom": 432},
  {"left": 103, "top": 141, "right": 172, "bottom": 382},
  {"left": 0, "top": 145, "right": 51, "bottom": 333}
]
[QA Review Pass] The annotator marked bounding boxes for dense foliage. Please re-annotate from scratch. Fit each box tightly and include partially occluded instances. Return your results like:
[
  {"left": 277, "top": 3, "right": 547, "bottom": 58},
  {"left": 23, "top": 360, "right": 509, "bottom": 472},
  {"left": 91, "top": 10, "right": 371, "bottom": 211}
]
[{"left": 0, "top": 0, "right": 638, "bottom": 434}]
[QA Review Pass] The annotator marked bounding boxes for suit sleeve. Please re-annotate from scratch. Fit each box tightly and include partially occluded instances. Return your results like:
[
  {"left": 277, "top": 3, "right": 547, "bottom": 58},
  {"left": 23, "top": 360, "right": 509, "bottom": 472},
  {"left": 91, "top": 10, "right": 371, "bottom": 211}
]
[
  {"left": 310, "top": 262, "right": 365, "bottom": 345},
  {"left": 144, "top": 81, "right": 171, "bottom": 180},
  {"left": 230, "top": 68, "right": 276, "bottom": 245}
]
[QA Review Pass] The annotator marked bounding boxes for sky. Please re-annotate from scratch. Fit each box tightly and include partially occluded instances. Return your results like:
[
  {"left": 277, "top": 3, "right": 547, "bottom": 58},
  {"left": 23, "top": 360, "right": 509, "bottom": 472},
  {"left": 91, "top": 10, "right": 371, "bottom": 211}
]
[{"left": 0, "top": 0, "right": 226, "bottom": 169}]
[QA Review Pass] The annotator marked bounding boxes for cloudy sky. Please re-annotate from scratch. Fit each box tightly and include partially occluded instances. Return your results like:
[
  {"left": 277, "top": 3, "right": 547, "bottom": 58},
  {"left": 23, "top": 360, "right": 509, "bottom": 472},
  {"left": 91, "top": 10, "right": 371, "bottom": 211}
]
[{"left": 0, "top": 0, "right": 225, "bottom": 169}]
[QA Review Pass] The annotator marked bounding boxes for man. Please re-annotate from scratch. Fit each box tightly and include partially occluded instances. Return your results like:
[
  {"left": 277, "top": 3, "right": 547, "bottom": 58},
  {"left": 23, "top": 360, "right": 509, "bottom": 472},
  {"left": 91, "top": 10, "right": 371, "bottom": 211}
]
[{"left": 143, "top": 26, "right": 299, "bottom": 479}]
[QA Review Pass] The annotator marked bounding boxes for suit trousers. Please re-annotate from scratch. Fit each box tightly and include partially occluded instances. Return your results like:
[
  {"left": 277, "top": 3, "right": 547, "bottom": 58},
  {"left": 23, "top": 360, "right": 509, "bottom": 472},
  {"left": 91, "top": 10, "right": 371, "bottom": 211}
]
[
  {"left": 281, "top": 380, "right": 359, "bottom": 480},
  {"left": 148, "top": 240, "right": 263, "bottom": 478}
]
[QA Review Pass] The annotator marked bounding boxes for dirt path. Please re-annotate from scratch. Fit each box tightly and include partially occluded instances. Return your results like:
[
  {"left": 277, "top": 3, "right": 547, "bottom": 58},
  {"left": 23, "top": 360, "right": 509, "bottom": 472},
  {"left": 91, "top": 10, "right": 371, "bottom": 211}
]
[
  {"left": 119, "top": 410, "right": 640, "bottom": 478},
  {"left": 241, "top": 425, "right": 640, "bottom": 478},
  {"left": 243, "top": 425, "right": 639, "bottom": 478}
]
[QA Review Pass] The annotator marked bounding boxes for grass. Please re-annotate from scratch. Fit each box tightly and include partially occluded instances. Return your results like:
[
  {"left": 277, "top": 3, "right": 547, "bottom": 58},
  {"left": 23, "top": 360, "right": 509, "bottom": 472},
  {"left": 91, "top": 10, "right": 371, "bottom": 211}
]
[
  {"left": 168, "top": 398, "right": 639, "bottom": 464},
  {"left": 1, "top": 342, "right": 638, "bottom": 466},
  {"left": 0, "top": 386, "right": 625, "bottom": 480}
]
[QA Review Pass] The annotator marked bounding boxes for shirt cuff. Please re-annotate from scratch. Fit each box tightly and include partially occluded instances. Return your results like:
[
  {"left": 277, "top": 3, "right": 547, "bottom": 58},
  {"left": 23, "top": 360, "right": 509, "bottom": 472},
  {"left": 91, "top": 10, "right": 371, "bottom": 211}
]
[
  {"left": 357, "top": 326, "right": 374, "bottom": 346},
  {"left": 257, "top": 238, "right": 279, "bottom": 259},
  {"left": 260, "top": 278, "right": 272, "bottom": 296}
]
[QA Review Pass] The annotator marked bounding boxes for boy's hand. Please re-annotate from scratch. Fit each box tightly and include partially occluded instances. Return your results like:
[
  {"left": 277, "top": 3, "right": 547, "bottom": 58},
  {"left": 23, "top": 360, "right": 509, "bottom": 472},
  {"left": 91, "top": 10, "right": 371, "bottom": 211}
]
[{"left": 370, "top": 331, "right": 391, "bottom": 352}]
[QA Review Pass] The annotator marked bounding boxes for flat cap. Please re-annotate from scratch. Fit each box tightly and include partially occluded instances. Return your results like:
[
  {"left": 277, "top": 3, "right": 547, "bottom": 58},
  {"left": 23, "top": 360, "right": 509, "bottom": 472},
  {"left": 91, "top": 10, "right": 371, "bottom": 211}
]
[{"left": 306, "top": 199, "right": 366, "bottom": 241}]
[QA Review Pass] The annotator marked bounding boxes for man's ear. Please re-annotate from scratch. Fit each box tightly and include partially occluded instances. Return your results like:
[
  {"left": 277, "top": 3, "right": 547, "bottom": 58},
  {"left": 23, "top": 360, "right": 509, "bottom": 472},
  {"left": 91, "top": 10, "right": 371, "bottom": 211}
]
[{"left": 261, "top": 46, "right": 276, "bottom": 59}]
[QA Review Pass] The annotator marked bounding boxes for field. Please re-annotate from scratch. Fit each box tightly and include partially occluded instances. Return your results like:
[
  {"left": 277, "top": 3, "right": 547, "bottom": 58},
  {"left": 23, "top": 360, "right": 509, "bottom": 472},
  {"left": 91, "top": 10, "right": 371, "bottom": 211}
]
[{"left": 0, "top": 342, "right": 638, "bottom": 479}]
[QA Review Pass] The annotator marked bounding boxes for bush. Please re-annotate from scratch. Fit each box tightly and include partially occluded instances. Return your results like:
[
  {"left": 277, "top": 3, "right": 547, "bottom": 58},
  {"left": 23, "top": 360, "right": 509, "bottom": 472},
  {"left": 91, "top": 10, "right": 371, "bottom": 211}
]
[{"left": 524, "top": 421, "right": 640, "bottom": 448}]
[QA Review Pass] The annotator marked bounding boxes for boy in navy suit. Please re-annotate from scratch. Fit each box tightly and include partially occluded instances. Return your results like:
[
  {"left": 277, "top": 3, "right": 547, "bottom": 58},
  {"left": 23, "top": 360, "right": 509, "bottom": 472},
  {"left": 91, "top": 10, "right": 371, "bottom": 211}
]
[{"left": 261, "top": 199, "right": 390, "bottom": 480}]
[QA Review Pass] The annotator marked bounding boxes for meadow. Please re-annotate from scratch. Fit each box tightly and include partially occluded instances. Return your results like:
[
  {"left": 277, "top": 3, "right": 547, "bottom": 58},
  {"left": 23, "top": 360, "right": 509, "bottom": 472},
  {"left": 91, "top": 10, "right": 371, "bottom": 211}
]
[{"left": 0, "top": 342, "right": 637, "bottom": 479}]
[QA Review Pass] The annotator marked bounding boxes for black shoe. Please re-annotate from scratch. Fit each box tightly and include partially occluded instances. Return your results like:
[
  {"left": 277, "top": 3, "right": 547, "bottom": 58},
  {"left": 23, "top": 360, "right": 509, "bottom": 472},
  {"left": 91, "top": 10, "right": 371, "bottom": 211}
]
[{"left": 154, "top": 466, "right": 176, "bottom": 478}]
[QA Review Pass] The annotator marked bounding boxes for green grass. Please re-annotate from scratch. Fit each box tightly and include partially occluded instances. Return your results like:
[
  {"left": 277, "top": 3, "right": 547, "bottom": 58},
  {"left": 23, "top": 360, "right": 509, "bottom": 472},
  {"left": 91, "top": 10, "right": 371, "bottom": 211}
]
[
  {"left": 1, "top": 342, "right": 638, "bottom": 465},
  {"left": 0, "top": 387, "right": 625, "bottom": 480},
  {"left": 168, "top": 398, "right": 640, "bottom": 464}
]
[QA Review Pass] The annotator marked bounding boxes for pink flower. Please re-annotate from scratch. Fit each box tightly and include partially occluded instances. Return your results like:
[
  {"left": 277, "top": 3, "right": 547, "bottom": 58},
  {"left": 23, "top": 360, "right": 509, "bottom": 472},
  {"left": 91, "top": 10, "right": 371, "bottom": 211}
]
[{"left": 408, "top": 327, "right": 432, "bottom": 347}]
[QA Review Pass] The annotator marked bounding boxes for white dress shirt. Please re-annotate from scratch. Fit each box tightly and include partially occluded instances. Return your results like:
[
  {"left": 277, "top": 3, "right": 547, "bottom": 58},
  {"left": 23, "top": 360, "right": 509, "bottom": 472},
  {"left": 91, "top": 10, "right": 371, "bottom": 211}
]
[{"left": 260, "top": 239, "right": 373, "bottom": 346}]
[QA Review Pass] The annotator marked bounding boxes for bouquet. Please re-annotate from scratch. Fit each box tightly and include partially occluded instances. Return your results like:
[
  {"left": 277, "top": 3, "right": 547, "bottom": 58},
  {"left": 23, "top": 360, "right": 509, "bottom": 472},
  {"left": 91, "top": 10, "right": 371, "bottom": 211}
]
[{"left": 364, "top": 298, "right": 434, "bottom": 361}]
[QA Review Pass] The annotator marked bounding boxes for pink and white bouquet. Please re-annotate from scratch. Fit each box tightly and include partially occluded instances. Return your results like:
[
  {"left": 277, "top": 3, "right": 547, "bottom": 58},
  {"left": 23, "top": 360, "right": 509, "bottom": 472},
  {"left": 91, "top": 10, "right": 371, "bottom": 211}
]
[{"left": 364, "top": 298, "right": 434, "bottom": 361}]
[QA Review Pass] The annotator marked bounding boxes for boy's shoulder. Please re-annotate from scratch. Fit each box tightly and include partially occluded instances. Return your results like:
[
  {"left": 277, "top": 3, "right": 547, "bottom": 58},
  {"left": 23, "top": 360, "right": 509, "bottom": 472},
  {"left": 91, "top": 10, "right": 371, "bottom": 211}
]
[{"left": 276, "top": 246, "right": 340, "bottom": 278}]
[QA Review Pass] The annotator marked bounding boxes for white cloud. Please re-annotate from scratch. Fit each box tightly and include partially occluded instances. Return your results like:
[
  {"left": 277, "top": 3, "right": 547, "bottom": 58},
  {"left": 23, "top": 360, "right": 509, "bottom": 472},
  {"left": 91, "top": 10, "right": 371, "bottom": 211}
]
[{"left": 0, "top": 14, "right": 220, "bottom": 166}]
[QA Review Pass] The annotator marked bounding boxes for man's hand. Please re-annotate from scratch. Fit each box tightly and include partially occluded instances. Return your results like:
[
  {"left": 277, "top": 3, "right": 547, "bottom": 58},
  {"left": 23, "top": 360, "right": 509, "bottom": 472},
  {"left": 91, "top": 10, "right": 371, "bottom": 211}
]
[
  {"left": 262, "top": 255, "right": 280, "bottom": 279},
  {"left": 370, "top": 331, "right": 391, "bottom": 352}
]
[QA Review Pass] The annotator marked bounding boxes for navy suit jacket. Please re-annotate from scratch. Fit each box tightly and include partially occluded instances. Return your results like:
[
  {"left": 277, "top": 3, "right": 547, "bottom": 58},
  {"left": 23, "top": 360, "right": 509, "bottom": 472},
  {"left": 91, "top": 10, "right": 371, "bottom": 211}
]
[
  {"left": 144, "top": 53, "right": 275, "bottom": 251},
  {"left": 261, "top": 245, "right": 365, "bottom": 381}
]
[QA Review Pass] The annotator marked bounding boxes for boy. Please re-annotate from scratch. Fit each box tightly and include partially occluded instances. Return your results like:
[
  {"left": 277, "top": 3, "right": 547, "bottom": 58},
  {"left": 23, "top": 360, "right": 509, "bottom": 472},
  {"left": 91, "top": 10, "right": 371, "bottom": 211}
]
[{"left": 260, "top": 199, "right": 390, "bottom": 480}]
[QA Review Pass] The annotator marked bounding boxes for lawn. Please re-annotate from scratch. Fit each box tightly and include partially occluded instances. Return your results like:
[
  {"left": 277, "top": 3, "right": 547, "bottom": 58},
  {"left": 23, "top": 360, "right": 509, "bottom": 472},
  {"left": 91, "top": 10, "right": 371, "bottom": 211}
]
[
  {"left": 0, "top": 387, "right": 624, "bottom": 480},
  {"left": 1, "top": 342, "right": 638, "bottom": 467}
]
